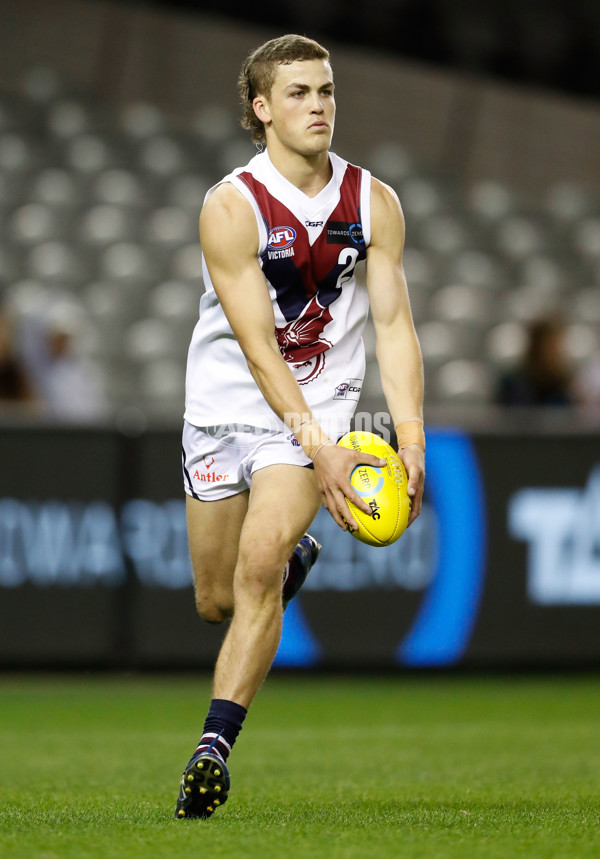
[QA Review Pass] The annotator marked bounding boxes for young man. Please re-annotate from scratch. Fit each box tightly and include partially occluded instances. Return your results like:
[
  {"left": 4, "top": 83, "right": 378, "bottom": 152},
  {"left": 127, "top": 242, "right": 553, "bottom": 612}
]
[{"left": 176, "top": 34, "right": 425, "bottom": 819}]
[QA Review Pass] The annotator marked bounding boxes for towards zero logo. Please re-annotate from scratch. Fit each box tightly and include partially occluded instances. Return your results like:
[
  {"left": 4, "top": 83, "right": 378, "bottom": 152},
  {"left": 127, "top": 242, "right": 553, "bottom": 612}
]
[{"left": 268, "top": 226, "right": 296, "bottom": 250}]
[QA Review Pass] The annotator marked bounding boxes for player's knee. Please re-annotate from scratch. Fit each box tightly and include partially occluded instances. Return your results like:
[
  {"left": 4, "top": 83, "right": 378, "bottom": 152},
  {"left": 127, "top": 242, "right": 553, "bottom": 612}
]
[
  {"left": 236, "top": 536, "right": 292, "bottom": 599},
  {"left": 194, "top": 590, "right": 233, "bottom": 625}
]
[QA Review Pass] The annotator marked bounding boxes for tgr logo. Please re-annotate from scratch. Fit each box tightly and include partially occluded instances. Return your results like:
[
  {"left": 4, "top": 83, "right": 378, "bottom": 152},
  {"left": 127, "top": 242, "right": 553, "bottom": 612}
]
[
  {"left": 334, "top": 378, "right": 362, "bottom": 400},
  {"left": 508, "top": 466, "right": 600, "bottom": 605}
]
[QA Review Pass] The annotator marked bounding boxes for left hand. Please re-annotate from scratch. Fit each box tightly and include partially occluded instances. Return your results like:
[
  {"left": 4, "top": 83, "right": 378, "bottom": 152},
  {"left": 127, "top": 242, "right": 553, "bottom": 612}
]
[{"left": 399, "top": 444, "right": 425, "bottom": 527}]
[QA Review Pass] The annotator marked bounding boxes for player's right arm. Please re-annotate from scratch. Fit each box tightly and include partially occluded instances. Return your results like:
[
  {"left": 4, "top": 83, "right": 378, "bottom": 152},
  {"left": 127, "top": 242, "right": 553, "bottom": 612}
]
[{"left": 199, "top": 183, "right": 383, "bottom": 529}]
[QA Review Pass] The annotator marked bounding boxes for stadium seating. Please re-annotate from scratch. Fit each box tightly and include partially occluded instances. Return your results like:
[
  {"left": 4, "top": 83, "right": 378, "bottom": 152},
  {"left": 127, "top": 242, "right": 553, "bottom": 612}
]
[{"left": 0, "top": 65, "right": 598, "bottom": 417}]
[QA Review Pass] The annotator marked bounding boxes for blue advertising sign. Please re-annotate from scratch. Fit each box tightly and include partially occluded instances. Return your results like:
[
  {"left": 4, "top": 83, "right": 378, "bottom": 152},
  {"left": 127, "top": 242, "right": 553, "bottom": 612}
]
[{"left": 275, "top": 429, "right": 487, "bottom": 668}]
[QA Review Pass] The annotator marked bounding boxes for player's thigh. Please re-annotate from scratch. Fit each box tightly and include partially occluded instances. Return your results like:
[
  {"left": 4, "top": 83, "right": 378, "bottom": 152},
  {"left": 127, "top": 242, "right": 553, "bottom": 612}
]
[
  {"left": 186, "top": 490, "right": 249, "bottom": 618},
  {"left": 235, "top": 464, "right": 321, "bottom": 596}
]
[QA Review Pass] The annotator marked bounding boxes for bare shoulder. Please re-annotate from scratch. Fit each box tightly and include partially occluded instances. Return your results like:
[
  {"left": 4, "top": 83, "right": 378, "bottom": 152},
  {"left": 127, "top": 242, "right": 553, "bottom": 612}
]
[
  {"left": 370, "top": 177, "right": 405, "bottom": 247},
  {"left": 201, "top": 181, "right": 255, "bottom": 224},
  {"left": 200, "top": 181, "right": 258, "bottom": 253},
  {"left": 371, "top": 176, "right": 401, "bottom": 205}
]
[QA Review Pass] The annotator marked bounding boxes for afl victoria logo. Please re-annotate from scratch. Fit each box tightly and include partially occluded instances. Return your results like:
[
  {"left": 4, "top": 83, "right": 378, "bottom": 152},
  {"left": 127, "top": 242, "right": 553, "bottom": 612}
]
[{"left": 268, "top": 226, "right": 296, "bottom": 250}]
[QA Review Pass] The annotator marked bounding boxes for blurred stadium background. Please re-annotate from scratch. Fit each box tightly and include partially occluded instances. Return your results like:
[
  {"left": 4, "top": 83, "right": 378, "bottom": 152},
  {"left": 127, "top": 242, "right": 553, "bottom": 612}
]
[{"left": 0, "top": 0, "right": 599, "bottom": 670}]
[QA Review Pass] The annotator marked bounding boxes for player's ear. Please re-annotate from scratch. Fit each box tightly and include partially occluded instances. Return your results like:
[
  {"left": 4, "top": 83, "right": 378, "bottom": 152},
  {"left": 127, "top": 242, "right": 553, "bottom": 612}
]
[{"left": 253, "top": 95, "right": 271, "bottom": 125}]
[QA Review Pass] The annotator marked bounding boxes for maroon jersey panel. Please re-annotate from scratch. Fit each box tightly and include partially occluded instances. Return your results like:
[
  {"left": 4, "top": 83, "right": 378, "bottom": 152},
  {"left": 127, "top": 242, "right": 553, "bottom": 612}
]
[{"left": 238, "top": 165, "right": 366, "bottom": 367}]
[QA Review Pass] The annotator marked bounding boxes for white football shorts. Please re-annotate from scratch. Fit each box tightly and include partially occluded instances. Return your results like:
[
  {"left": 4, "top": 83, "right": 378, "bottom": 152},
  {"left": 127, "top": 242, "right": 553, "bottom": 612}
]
[{"left": 182, "top": 420, "right": 313, "bottom": 501}]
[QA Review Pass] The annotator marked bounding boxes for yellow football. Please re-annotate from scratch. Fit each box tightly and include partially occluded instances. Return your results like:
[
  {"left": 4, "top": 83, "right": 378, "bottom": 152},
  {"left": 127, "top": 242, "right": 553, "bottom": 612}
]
[{"left": 337, "top": 430, "right": 411, "bottom": 547}]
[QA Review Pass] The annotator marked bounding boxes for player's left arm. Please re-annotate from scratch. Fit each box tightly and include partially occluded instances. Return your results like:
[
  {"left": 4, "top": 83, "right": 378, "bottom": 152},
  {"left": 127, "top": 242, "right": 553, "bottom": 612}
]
[{"left": 366, "top": 178, "right": 425, "bottom": 526}]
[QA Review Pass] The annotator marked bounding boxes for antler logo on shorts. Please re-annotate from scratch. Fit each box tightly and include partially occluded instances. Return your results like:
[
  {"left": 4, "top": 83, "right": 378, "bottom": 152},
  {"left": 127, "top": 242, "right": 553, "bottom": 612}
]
[{"left": 193, "top": 455, "right": 229, "bottom": 483}]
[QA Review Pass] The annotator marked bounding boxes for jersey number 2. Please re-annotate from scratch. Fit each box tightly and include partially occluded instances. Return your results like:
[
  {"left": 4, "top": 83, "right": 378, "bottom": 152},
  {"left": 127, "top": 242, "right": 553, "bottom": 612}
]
[{"left": 335, "top": 248, "right": 360, "bottom": 290}]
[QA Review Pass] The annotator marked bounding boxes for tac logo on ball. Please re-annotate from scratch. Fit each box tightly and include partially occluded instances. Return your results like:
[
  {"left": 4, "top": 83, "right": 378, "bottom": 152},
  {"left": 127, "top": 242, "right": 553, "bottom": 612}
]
[{"left": 338, "top": 431, "right": 411, "bottom": 547}]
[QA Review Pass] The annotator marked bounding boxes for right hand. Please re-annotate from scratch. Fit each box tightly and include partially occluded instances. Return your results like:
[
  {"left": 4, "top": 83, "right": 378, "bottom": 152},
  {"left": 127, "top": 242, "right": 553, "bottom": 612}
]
[{"left": 313, "top": 444, "right": 386, "bottom": 531}]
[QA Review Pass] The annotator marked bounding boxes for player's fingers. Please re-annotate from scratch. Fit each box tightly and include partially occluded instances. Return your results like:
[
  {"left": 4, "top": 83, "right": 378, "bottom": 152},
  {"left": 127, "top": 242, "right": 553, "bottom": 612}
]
[
  {"left": 407, "top": 492, "right": 422, "bottom": 527},
  {"left": 355, "top": 452, "right": 387, "bottom": 469},
  {"left": 343, "top": 483, "right": 372, "bottom": 517},
  {"left": 406, "top": 473, "right": 424, "bottom": 527},
  {"left": 323, "top": 474, "right": 364, "bottom": 524},
  {"left": 333, "top": 487, "right": 359, "bottom": 530},
  {"left": 407, "top": 469, "right": 421, "bottom": 498},
  {"left": 347, "top": 453, "right": 385, "bottom": 515},
  {"left": 322, "top": 486, "right": 351, "bottom": 531},
  {"left": 329, "top": 504, "right": 349, "bottom": 531},
  {"left": 401, "top": 450, "right": 424, "bottom": 499}
]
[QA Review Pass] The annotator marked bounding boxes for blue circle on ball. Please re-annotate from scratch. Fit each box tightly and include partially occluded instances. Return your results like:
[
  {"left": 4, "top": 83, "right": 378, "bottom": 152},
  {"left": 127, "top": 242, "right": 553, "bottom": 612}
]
[{"left": 351, "top": 465, "right": 384, "bottom": 498}]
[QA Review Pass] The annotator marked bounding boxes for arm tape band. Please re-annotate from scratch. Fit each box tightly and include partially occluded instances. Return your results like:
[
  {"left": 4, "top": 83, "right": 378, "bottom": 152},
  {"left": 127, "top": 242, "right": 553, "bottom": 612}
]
[{"left": 395, "top": 420, "right": 426, "bottom": 450}]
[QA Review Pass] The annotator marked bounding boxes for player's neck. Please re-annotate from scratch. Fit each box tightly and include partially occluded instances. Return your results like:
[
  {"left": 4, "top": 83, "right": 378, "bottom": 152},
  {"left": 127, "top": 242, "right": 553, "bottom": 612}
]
[{"left": 265, "top": 144, "right": 332, "bottom": 198}]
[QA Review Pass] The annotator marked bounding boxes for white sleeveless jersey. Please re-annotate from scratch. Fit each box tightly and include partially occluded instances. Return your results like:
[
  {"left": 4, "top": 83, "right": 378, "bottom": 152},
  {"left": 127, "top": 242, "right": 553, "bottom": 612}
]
[{"left": 184, "top": 150, "right": 372, "bottom": 437}]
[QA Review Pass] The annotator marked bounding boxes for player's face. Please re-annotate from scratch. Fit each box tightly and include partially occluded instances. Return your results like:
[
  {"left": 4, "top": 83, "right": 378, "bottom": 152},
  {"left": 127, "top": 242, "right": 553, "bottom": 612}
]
[{"left": 256, "top": 59, "right": 335, "bottom": 156}]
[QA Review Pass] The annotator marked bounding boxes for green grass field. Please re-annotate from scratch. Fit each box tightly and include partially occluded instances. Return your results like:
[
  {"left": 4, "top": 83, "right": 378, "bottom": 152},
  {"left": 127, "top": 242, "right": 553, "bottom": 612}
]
[{"left": 1, "top": 674, "right": 600, "bottom": 858}]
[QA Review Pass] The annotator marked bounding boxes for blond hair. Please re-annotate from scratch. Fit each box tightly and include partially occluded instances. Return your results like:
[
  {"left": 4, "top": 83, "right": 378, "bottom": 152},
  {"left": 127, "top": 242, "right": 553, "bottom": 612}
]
[{"left": 238, "top": 34, "right": 330, "bottom": 145}]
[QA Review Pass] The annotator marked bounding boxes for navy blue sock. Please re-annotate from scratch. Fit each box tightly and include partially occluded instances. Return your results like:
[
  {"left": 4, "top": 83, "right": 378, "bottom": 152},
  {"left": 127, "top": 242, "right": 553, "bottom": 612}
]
[{"left": 194, "top": 698, "right": 247, "bottom": 762}]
